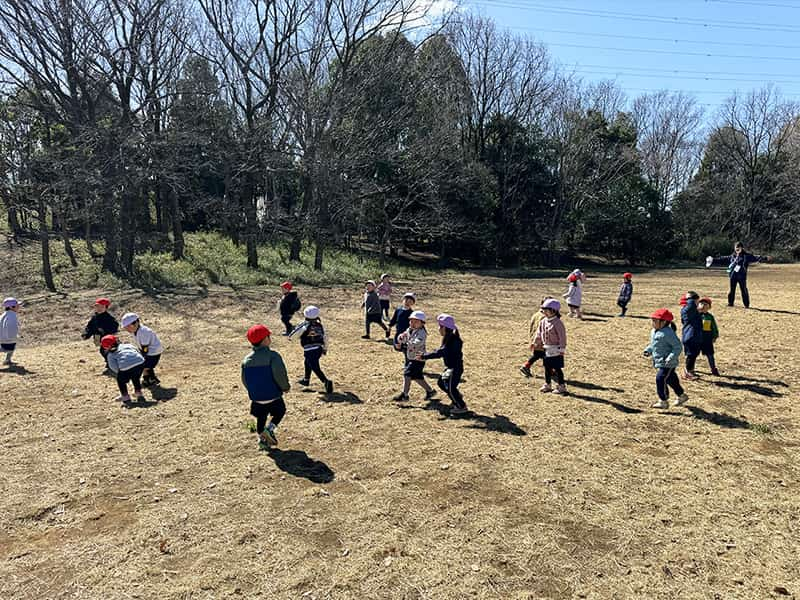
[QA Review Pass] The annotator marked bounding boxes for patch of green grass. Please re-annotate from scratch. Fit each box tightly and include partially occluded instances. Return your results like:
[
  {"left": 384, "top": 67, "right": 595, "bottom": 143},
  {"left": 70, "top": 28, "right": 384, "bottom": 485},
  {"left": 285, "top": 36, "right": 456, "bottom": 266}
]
[
  {"left": 245, "top": 420, "right": 257, "bottom": 433},
  {"left": 749, "top": 422, "right": 773, "bottom": 435}
]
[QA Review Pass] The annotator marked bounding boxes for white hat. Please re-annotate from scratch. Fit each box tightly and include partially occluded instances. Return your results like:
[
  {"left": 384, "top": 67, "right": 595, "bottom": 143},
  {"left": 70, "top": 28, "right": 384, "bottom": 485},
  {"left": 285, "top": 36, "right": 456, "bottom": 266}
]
[
  {"left": 366, "top": 280, "right": 376, "bottom": 287},
  {"left": 380, "top": 273, "right": 390, "bottom": 280},
  {"left": 121, "top": 312, "right": 140, "bottom": 327},
  {"left": 409, "top": 310, "right": 426, "bottom": 322},
  {"left": 304, "top": 305, "right": 320, "bottom": 319},
  {"left": 2, "top": 297, "right": 19, "bottom": 308},
  {"left": 402, "top": 292, "right": 416, "bottom": 300}
]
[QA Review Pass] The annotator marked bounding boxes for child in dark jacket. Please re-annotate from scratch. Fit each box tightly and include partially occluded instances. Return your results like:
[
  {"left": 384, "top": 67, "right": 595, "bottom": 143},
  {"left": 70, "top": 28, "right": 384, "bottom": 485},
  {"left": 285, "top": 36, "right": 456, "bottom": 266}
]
[
  {"left": 361, "top": 280, "right": 389, "bottom": 340},
  {"left": 278, "top": 282, "right": 300, "bottom": 336},
  {"left": 423, "top": 314, "right": 468, "bottom": 416},
  {"left": 242, "top": 324, "right": 291, "bottom": 449},
  {"left": 289, "top": 305, "right": 334, "bottom": 394},
  {"left": 81, "top": 298, "right": 119, "bottom": 371},
  {"left": 698, "top": 297, "right": 720, "bottom": 376},
  {"left": 617, "top": 273, "right": 633, "bottom": 317},
  {"left": 680, "top": 291, "right": 703, "bottom": 380},
  {"left": 388, "top": 292, "right": 416, "bottom": 349}
]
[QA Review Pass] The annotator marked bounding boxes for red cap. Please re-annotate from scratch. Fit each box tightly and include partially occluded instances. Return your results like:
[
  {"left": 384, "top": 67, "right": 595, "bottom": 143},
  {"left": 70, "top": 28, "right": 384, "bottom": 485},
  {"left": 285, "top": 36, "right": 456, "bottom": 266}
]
[
  {"left": 568, "top": 274, "right": 578, "bottom": 283},
  {"left": 650, "top": 308, "right": 674, "bottom": 322},
  {"left": 700, "top": 297, "right": 712, "bottom": 306},
  {"left": 679, "top": 294, "right": 687, "bottom": 306},
  {"left": 623, "top": 272, "right": 633, "bottom": 279},
  {"left": 247, "top": 324, "right": 271, "bottom": 345},
  {"left": 280, "top": 281, "right": 293, "bottom": 291},
  {"left": 100, "top": 334, "right": 118, "bottom": 350},
  {"left": 95, "top": 298, "right": 111, "bottom": 307}
]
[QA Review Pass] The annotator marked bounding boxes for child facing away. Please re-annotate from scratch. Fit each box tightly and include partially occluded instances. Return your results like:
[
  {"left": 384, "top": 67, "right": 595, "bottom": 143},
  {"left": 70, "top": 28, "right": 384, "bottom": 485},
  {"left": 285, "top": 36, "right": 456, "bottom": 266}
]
[
  {"left": 121, "top": 312, "right": 163, "bottom": 387},
  {"left": 377, "top": 273, "right": 393, "bottom": 321},
  {"left": 242, "top": 324, "right": 291, "bottom": 449},
  {"left": 278, "top": 282, "right": 301, "bottom": 336},
  {"left": 643, "top": 309, "right": 688, "bottom": 409},
  {"left": 563, "top": 273, "right": 584, "bottom": 319},
  {"left": 1, "top": 297, "right": 21, "bottom": 366},
  {"left": 101, "top": 335, "right": 145, "bottom": 403},
  {"left": 680, "top": 291, "right": 703, "bottom": 381},
  {"left": 533, "top": 299, "right": 568, "bottom": 395},
  {"left": 698, "top": 297, "right": 720, "bottom": 376},
  {"left": 423, "top": 314, "right": 468, "bottom": 416},
  {"left": 81, "top": 297, "right": 119, "bottom": 371},
  {"left": 520, "top": 296, "right": 552, "bottom": 378},
  {"left": 617, "top": 273, "right": 633, "bottom": 317},
  {"left": 289, "top": 305, "right": 334, "bottom": 394},
  {"left": 393, "top": 310, "right": 436, "bottom": 402},
  {"left": 388, "top": 292, "right": 416, "bottom": 350},
  {"left": 361, "top": 280, "right": 390, "bottom": 340}
]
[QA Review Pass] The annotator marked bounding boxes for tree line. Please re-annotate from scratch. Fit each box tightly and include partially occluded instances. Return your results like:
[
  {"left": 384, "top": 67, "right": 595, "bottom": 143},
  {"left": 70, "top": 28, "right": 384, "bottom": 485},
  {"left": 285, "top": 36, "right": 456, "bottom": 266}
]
[{"left": 1, "top": 1, "right": 798, "bottom": 291}]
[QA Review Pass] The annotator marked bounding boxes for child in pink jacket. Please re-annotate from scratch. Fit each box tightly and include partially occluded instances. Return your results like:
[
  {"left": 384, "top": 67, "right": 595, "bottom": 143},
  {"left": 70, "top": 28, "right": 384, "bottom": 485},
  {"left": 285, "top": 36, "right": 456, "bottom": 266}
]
[{"left": 533, "top": 298, "right": 568, "bottom": 395}]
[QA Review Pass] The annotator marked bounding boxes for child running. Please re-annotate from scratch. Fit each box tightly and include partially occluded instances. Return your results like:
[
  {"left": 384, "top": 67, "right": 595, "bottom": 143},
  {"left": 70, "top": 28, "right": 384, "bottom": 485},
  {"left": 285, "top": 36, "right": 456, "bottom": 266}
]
[
  {"left": 290, "top": 305, "right": 334, "bottom": 394},
  {"left": 393, "top": 310, "right": 436, "bottom": 402},
  {"left": 121, "top": 312, "right": 163, "bottom": 387},
  {"left": 377, "top": 273, "right": 393, "bottom": 321},
  {"left": 533, "top": 299, "right": 568, "bottom": 395},
  {"left": 643, "top": 309, "right": 688, "bottom": 409},
  {"left": 520, "top": 296, "right": 551, "bottom": 377},
  {"left": 563, "top": 274, "right": 583, "bottom": 319},
  {"left": 680, "top": 291, "right": 703, "bottom": 380},
  {"left": 361, "top": 280, "right": 390, "bottom": 340},
  {"left": 388, "top": 292, "right": 416, "bottom": 349},
  {"left": 101, "top": 334, "right": 145, "bottom": 403},
  {"left": 423, "top": 314, "right": 468, "bottom": 415},
  {"left": 1, "top": 297, "right": 21, "bottom": 366},
  {"left": 617, "top": 273, "right": 633, "bottom": 317},
  {"left": 698, "top": 297, "right": 720, "bottom": 376},
  {"left": 81, "top": 298, "right": 119, "bottom": 372},
  {"left": 242, "top": 324, "right": 291, "bottom": 449},
  {"left": 278, "top": 282, "right": 301, "bottom": 336}
]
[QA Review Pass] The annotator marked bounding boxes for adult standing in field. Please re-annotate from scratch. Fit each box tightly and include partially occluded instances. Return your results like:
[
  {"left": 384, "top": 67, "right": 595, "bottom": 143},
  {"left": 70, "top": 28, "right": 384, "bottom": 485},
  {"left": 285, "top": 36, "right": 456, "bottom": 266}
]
[{"left": 706, "top": 242, "right": 772, "bottom": 308}]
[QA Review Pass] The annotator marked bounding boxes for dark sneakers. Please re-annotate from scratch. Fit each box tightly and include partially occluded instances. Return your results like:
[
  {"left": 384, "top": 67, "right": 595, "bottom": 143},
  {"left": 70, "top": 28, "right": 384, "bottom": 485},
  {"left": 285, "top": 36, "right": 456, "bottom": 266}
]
[
  {"left": 424, "top": 389, "right": 437, "bottom": 401},
  {"left": 325, "top": 380, "right": 334, "bottom": 394},
  {"left": 392, "top": 392, "right": 409, "bottom": 402},
  {"left": 519, "top": 365, "right": 532, "bottom": 377}
]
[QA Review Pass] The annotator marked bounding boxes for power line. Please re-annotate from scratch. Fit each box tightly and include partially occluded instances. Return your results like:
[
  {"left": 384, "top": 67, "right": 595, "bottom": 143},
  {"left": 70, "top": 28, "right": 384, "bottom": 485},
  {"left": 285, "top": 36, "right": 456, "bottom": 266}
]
[
  {"left": 561, "top": 63, "right": 800, "bottom": 80},
  {"left": 566, "top": 68, "right": 800, "bottom": 85},
  {"left": 538, "top": 40, "right": 800, "bottom": 62},
  {"left": 471, "top": 1, "right": 800, "bottom": 32}
]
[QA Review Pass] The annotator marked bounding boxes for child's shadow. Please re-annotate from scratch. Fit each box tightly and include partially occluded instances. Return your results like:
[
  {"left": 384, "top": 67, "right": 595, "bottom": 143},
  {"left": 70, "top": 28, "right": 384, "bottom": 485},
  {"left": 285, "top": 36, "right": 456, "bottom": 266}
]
[
  {"left": 320, "top": 391, "right": 363, "bottom": 404},
  {"left": 398, "top": 401, "right": 526, "bottom": 436},
  {"left": 268, "top": 448, "right": 335, "bottom": 483},
  {"left": 151, "top": 385, "right": 178, "bottom": 401},
  {"left": 0, "top": 364, "right": 34, "bottom": 375}
]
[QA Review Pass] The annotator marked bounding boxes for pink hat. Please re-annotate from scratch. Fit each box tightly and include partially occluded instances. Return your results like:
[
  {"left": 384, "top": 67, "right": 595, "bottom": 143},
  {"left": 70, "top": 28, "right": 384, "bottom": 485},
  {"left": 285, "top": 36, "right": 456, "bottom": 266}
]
[
  {"left": 3, "top": 297, "right": 20, "bottom": 308},
  {"left": 541, "top": 299, "right": 561, "bottom": 311},
  {"left": 437, "top": 314, "right": 457, "bottom": 330}
]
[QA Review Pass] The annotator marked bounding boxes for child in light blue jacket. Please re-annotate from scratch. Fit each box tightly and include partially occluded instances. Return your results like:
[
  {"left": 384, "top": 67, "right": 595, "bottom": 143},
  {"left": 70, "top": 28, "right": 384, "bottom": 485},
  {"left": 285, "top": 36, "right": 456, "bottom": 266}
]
[
  {"left": 644, "top": 308, "right": 688, "bottom": 409},
  {"left": 102, "top": 335, "right": 145, "bottom": 403}
]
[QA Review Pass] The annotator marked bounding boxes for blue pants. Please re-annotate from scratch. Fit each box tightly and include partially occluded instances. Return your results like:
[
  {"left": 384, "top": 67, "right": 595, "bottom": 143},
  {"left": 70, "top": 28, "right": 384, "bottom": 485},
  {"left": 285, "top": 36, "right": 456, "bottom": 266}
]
[
  {"left": 303, "top": 347, "right": 328, "bottom": 383},
  {"left": 683, "top": 339, "right": 701, "bottom": 372},
  {"left": 728, "top": 276, "right": 750, "bottom": 307},
  {"left": 656, "top": 368, "right": 684, "bottom": 401}
]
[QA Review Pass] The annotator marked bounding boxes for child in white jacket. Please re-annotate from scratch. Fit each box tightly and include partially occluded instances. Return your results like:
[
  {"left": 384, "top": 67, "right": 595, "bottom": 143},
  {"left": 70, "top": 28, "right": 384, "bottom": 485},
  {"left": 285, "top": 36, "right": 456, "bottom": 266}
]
[
  {"left": 563, "top": 274, "right": 583, "bottom": 319},
  {"left": 392, "top": 311, "right": 436, "bottom": 402},
  {"left": 0, "top": 297, "right": 21, "bottom": 365}
]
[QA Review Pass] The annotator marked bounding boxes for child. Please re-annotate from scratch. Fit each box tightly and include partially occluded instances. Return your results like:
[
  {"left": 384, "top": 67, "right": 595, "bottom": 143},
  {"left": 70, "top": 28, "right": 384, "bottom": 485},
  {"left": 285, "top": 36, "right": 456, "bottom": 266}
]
[
  {"left": 563, "top": 274, "right": 583, "bottom": 319},
  {"left": 643, "top": 309, "right": 688, "bottom": 409},
  {"left": 680, "top": 291, "right": 703, "bottom": 380},
  {"left": 101, "top": 335, "right": 146, "bottom": 403},
  {"left": 121, "top": 312, "right": 163, "bottom": 387},
  {"left": 533, "top": 299, "right": 568, "bottom": 395},
  {"left": 242, "top": 324, "right": 291, "bottom": 449},
  {"left": 278, "top": 282, "right": 301, "bottom": 336},
  {"left": 361, "top": 280, "right": 389, "bottom": 340},
  {"left": 377, "top": 273, "right": 393, "bottom": 321},
  {"left": 423, "top": 314, "right": 468, "bottom": 416},
  {"left": 393, "top": 310, "right": 436, "bottom": 402},
  {"left": 81, "top": 298, "right": 119, "bottom": 372},
  {"left": 388, "top": 292, "right": 416, "bottom": 349},
  {"left": 1, "top": 297, "right": 21, "bottom": 366},
  {"left": 617, "top": 273, "right": 633, "bottom": 317},
  {"left": 520, "top": 296, "right": 551, "bottom": 377},
  {"left": 698, "top": 297, "right": 720, "bottom": 376},
  {"left": 289, "top": 305, "right": 334, "bottom": 394}
]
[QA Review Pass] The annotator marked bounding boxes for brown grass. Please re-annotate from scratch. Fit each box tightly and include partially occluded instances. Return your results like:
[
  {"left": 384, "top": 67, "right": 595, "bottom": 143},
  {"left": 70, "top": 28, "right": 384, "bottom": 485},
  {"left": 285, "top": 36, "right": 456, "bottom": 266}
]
[{"left": 1, "top": 265, "right": 798, "bottom": 599}]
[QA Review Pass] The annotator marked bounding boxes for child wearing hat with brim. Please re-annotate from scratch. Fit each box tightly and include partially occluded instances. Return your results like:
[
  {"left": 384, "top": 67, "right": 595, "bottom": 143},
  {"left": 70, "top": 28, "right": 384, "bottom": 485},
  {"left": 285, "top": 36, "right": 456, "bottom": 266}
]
[
  {"left": 81, "top": 298, "right": 119, "bottom": 373},
  {"left": 533, "top": 299, "right": 568, "bottom": 395},
  {"left": 122, "top": 312, "right": 163, "bottom": 387},
  {"left": 289, "top": 305, "right": 334, "bottom": 394},
  {"left": 423, "top": 314, "right": 468, "bottom": 415},
  {"left": 644, "top": 309, "right": 689, "bottom": 409},
  {"left": 101, "top": 334, "right": 146, "bottom": 403},
  {"left": 698, "top": 297, "right": 720, "bottom": 376},
  {"left": 1, "top": 297, "right": 21, "bottom": 366},
  {"left": 242, "top": 324, "right": 291, "bottom": 448},
  {"left": 617, "top": 273, "right": 633, "bottom": 317},
  {"left": 278, "top": 282, "right": 301, "bottom": 336},
  {"left": 361, "top": 280, "right": 390, "bottom": 340},
  {"left": 388, "top": 292, "right": 416, "bottom": 349},
  {"left": 393, "top": 310, "right": 436, "bottom": 402},
  {"left": 377, "top": 273, "right": 393, "bottom": 321}
]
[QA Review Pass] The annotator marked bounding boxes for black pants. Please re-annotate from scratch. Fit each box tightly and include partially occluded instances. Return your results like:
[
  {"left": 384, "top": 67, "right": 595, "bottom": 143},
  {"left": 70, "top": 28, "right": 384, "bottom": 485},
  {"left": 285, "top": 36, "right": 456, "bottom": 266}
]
[
  {"left": 251, "top": 398, "right": 286, "bottom": 433},
  {"left": 617, "top": 299, "right": 629, "bottom": 315},
  {"left": 543, "top": 355, "right": 565, "bottom": 385},
  {"left": 437, "top": 368, "right": 466, "bottom": 409},
  {"left": 656, "top": 367, "right": 684, "bottom": 401},
  {"left": 304, "top": 347, "right": 328, "bottom": 383},
  {"left": 525, "top": 349, "right": 546, "bottom": 367},
  {"left": 117, "top": 364, "right": 144, "bottom": 396},
  {"left": 379, "top": 299, "right": 390, "bottom": 319},
  {"left": 684, "top": 339, "right": 701, "bottom": 372},
  {"left": 728, "top": 276, "right": 750, "bottom": 307},
  {"left": 100, "top": 347, "right": 110, "bottom": 367},
  {"left": 280, "top": 313, "right": 294, "bottom": 334},
  {"left": 365, "top": 313, "right": 388, "bottom": 336}
]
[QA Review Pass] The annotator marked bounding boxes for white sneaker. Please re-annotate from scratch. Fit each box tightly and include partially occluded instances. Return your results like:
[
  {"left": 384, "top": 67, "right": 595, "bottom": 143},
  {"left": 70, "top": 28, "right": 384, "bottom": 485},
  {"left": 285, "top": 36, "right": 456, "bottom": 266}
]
[
  {"left": 673, "top": 393, "right": 689, "bottom": 407},
  {"left": 554, "top": 384, "right": 568, "bottom": 395},
  {"left": 539, "top": 384, "right": 553, "bottom": 393},
  {"left": 118, "top": 394, "right": 131, "bottom": 403},
  {"left": 651, "top": 399, "right": 669, "bottom": 409}
]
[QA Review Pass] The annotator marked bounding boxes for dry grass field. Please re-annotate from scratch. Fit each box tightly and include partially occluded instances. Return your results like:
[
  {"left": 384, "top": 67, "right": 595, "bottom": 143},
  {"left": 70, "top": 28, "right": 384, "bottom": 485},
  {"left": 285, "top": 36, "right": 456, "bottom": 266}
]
[{"left": 1, "top": 264, "right": 798, "bottom": 599}]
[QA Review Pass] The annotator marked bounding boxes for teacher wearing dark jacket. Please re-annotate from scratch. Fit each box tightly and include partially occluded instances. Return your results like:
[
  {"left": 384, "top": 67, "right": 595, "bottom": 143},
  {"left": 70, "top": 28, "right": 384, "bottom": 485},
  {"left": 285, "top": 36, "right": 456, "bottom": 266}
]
[{"left": 707, "top": 242, "right": 772, "bottom": 308}]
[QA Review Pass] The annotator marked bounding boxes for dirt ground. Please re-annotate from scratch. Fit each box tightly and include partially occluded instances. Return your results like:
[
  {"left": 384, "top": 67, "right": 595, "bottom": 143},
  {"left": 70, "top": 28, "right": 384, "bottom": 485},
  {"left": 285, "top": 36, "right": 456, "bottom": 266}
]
[{"left": 1, "top": 265, "right": 798, "bottom": 599}]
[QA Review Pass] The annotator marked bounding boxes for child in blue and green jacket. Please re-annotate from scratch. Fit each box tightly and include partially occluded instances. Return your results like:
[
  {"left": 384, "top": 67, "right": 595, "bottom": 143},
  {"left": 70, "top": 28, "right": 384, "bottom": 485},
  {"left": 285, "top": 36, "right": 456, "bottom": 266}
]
[
  {"left": 242, "top": 324, "right": 291, "bottom": 449},
  {"left": 698, "top": 297, "right": 720, "bottom": 376},
  {"left": 644, "top": 308, "right": 688, "bottom": 410}
]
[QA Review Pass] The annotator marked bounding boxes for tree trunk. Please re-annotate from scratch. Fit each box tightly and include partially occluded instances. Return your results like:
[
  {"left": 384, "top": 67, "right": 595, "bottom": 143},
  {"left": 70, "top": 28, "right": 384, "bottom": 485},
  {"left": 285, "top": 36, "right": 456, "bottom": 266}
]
[
  {"left": 5, "top": 196, "right": 21, "bottom": 242},
  {"left": 120, "top": 193, "right": 135, "bottom": 275},
  {"left": 314, "top": 234, "right": 324, "bottom": 271},
  {"left": 101, "top": 192, "right": 119, "bottom": 273},
  {"left": 61, "top": 216, "right": 78, "bottom": 267},
  {"left": 170, "top": 187, "right": 185, "bottom": 260},
  {"left": 38, "top": 198, "right": 56, "bottom": 292},
  {"left": 244, "top": 184, "right": 259, "bottom": 269}
]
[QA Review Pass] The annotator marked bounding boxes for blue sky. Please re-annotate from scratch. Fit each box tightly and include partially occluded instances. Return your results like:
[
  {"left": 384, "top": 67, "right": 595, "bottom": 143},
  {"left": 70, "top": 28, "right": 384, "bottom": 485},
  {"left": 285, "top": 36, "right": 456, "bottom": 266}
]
[{"left": 462, "top": 0, "right": 800, "bottom": 118}]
